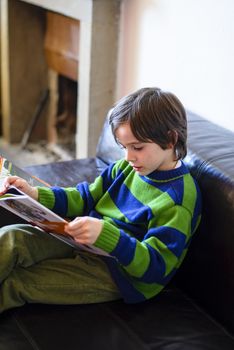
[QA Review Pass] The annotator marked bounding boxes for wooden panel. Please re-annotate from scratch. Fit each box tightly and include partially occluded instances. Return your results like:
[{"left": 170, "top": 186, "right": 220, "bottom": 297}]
[{"left": 44, "top": 12, "right": 80, "bottom": 81}]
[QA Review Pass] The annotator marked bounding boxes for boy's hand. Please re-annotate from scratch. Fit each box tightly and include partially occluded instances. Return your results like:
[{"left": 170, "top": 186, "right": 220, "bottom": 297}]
[
  {"left": 0, "top": 176, "right": 38, "bottom": 200},
  {"left": 65, "top": 216, "right": 103, "bottom": 245}
]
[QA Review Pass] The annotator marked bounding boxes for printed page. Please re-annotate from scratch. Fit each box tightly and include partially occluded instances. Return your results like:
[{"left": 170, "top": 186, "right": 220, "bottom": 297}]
[{"left": 0, "top": 186, "right": 67, "bottom": 232}]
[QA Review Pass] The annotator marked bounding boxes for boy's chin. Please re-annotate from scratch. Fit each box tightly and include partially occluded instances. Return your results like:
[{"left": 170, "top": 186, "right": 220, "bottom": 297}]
[{"left": 135, "top": 168, "right": 150, "bottom": 176}]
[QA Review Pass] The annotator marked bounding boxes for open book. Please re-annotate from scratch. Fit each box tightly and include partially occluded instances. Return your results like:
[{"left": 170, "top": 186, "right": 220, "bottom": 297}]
[{"left": 0, "top": 156, "right": 109, "bottom": 256}]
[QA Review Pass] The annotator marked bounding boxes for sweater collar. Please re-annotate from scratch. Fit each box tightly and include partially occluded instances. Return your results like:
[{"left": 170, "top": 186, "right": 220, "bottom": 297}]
[{"left": 140, "top": 161, "right": 189, "bottom": 182}]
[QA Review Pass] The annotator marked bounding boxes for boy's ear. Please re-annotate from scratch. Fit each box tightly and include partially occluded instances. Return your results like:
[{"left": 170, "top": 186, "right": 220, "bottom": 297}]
[{"left": 167, "top": 130, "right": 178, "bottom": 148}]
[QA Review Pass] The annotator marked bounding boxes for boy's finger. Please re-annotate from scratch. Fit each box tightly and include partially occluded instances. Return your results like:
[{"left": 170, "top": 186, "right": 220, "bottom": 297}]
[
  {"left": 3, "top": 176, "right": 17, "bottom": 186},
  {"left": 66, "top": 217, "right": 82, "bottom": 231}
]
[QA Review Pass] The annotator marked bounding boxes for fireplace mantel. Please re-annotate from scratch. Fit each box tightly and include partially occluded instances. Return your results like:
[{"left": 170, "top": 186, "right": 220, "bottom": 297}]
[
  {"left": 21, "top": 0, "right": 92, "bottom": 21},
  {"left": 1, "top": 0, "right": 120, "bottom": 158}
]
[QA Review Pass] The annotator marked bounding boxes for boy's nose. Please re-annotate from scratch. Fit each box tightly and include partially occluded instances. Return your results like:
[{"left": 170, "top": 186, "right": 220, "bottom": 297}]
[{"left": 125, "top": 149, "right": 135, "bottom": 162}]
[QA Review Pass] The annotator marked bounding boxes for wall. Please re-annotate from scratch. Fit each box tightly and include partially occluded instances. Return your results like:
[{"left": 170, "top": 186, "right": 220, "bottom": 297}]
[{"left": 117, "top": 0, "right": 234, "bottom": 132}]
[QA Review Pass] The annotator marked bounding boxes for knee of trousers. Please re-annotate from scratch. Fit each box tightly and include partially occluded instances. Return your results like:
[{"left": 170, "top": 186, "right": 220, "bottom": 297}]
[
  {"left": 0, "top": 224, "right": 38, "bottom": 248},
  {"left": 0, "top": 224, "right": 57, "bottom": 264}
]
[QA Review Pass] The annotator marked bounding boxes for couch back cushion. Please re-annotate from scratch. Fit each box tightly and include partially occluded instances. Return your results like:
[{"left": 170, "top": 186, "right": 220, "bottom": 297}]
[
  {"left": 176, "top": 111, "right": 234, "bottom": 334},
  {"left": 96, "top": 114, "right": 124, "bottom": 165}
]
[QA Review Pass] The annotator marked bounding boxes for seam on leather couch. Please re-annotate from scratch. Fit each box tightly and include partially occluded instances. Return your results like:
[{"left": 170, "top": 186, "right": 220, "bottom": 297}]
[{"left": 13, "top": 313, "right": 41, "bottom": 350}]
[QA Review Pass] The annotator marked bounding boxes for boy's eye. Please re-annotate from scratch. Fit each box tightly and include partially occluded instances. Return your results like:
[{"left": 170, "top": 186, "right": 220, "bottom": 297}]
[
  {"left": 118, "top": 144, "right": 144, "bottom": 151},
  {"left": 133, "top": 146, "right": 143, "bottom": 151}
]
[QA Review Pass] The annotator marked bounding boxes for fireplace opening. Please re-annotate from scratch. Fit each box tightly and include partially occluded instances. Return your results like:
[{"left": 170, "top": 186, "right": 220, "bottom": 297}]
[
  {"left": 28, "top": 9, "right": 79, "bottom": 161},
  {"left": 0, "top": 1, "right": 80, "bottom": 164},
  {"left": 41, "top": 10, "right": 79, "bottom": 160}
]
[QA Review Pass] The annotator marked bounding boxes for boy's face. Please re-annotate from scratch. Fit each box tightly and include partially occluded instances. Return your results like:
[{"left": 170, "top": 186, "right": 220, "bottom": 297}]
[{"left": 115, "top": 123, "right": 176, "bottom": 176}]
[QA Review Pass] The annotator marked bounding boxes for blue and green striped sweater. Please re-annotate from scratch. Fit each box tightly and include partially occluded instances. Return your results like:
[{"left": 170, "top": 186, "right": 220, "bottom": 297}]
[{"left": 38, "top": 159, "right": 202, "bottom": 303}]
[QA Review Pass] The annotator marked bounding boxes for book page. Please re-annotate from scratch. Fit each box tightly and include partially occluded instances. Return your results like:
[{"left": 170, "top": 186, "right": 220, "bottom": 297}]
[{"left": 0, "top": 186, "right": 67, "bottom": 230}]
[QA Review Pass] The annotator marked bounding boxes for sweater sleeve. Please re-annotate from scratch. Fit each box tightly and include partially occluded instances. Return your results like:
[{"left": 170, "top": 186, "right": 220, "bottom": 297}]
[
  {"left": 37, "top": 161, "right": 119, "bottom": 218},
  {"left": 94, "top": 204, "right": 193, "bottom": 285}
]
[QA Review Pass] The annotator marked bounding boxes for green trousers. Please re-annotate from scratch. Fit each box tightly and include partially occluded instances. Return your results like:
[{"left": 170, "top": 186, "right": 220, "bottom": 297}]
[{"left": 0, "top": 224, "right": 121, "bottom": 313}]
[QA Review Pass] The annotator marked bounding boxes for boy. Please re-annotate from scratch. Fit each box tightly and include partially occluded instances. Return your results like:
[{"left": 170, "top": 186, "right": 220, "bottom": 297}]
[{"left": 0, "top": 87, "right": 201, "bottom": 311}]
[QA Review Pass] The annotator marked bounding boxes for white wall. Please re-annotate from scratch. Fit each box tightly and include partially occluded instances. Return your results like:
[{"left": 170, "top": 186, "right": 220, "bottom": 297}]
[{"left": 117, "top": 0, "right": 234, "bottom": 132}]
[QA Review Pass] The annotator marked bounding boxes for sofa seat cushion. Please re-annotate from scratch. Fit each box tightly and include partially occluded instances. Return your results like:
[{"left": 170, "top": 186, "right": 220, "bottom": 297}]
[{"left": 0, "top": 286, "right": 233, "bottom": 350}]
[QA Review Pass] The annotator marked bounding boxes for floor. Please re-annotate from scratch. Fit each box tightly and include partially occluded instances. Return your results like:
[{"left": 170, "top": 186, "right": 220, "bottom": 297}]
[{"left": 0, "top": 138, "right": 74, "bottom": 168}]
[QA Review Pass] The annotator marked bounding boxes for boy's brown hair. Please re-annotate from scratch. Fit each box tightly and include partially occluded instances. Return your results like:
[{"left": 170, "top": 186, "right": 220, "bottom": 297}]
[{"left": 109, "top": 87, "right": 187, "bottom": 160}]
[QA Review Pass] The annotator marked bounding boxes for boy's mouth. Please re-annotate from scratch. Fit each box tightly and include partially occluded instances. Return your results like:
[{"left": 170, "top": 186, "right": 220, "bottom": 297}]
[{"left": 132, "top": 165, "right": 143, "bottom": 172}]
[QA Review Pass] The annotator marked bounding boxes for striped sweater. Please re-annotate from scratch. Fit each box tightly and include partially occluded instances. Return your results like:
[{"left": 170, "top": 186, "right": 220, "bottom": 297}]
[{"left": 38, "top": 159, "right": 202, "bottom": 303}]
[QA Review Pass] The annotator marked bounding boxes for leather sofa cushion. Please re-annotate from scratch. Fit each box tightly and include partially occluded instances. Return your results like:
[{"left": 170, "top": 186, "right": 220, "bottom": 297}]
[{"left": 1, "top": 286, "right": 234, "bottom": 350}]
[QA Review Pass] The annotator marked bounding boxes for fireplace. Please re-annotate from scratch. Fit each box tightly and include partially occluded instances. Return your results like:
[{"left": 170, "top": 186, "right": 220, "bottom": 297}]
[
  {"left": 44, "top": 11, "right": 79, "bottom": 159},
  {"left": 0, "top": 0, "right": 120, "bottom": 158}
]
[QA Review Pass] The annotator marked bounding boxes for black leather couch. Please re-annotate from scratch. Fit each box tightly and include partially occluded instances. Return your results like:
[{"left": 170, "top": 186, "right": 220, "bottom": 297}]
[{"left": 0, "top": 111, "right": 234, "bottom": 350}]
